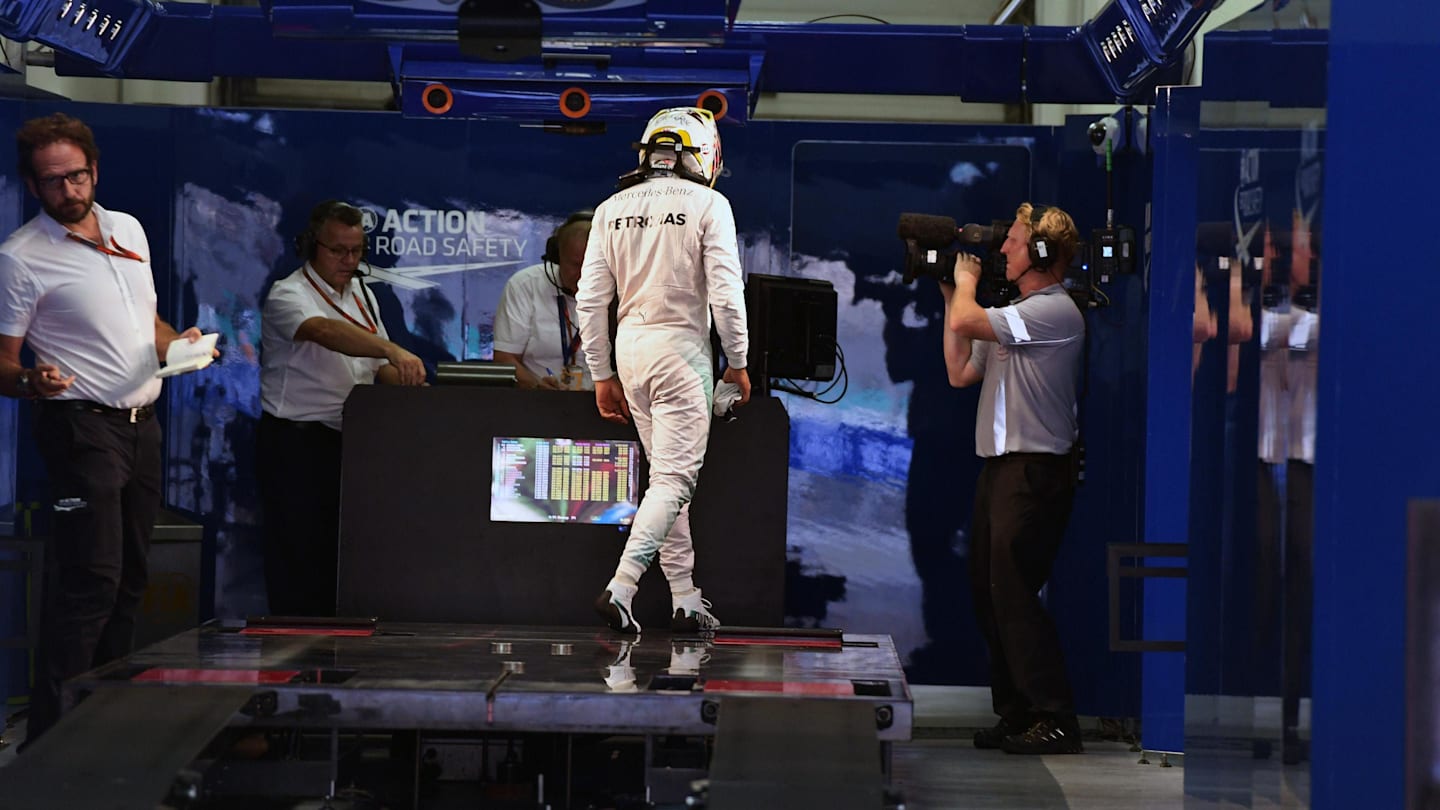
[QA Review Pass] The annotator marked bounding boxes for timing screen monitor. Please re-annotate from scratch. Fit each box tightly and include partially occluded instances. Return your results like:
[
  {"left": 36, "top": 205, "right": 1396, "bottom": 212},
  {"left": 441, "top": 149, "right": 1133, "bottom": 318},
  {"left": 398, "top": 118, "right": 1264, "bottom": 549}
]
[{"left": 491, "top": 437, "right": 640, "bottom": 525}]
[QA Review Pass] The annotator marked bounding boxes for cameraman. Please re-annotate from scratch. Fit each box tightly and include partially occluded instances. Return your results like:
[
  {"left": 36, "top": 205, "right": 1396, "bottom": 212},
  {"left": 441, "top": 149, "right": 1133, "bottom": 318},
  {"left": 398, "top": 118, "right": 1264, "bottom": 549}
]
[{"left": 941, "top": 202, "right": 1085, "bottom": 755}]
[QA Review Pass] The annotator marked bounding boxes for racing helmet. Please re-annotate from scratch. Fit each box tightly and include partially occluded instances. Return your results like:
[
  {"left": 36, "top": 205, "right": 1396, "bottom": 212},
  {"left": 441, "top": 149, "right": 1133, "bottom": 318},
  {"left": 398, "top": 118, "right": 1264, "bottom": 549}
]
[{"left": 635, "top": 107, "right": 722, "bottom": 187}]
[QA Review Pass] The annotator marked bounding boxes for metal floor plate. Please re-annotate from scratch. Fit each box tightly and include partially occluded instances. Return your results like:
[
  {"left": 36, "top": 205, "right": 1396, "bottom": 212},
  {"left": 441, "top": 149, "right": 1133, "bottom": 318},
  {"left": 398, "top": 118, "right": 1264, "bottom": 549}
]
[
  {"left": 0, "top": 685, "right": 253, "bottom": 810},
  {"left": 68, "top": 623, "right": 913, "bottom": 740}
]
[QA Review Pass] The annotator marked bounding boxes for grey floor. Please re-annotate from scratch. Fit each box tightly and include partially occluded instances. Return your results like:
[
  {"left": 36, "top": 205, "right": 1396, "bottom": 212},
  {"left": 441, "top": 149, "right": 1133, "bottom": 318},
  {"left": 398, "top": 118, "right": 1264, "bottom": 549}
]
[
  {"left": 902, "top": 685, "right": 1184, "bottom": 810},
  {"left": 0, "top": 711, "right": 18, "bottom": 772},
  {"left": 0, "top": 686, "right": 1314, "bottom": 809}
]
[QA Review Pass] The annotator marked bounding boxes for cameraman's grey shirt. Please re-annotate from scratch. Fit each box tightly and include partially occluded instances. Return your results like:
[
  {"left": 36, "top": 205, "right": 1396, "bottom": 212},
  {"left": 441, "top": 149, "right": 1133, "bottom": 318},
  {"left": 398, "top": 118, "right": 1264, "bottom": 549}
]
[{"left": 969, "top": 284, "right": 1084, "bottom": 457}]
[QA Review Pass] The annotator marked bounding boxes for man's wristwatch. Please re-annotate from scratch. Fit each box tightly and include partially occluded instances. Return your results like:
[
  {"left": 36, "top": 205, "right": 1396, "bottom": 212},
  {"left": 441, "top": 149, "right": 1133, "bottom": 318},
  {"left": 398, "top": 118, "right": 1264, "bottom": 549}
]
[{"left": 16, "top": 368, "right": 32, "bottom": 397}]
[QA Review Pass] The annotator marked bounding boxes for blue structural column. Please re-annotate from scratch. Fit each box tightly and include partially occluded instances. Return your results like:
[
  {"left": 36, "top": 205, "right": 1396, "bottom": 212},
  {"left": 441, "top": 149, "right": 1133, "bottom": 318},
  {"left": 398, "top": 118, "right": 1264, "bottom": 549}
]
[
  {"left": 0, "top": 399, "right": 15, "bottom": 708},
  {"left": 1313, "top": 4, "right": 1440, "bottom": 808},
  {"left": 1139, "top": 85, "right": 1199, "bottom": 754}
]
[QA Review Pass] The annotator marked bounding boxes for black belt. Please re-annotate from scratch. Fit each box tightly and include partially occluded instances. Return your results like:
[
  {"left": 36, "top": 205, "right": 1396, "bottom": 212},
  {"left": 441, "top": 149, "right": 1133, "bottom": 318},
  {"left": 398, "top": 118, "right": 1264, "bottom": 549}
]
[
  {"left": 261, "top": 412, "right": 338, "bottom": 433},
  {"left": 50, "top": 399, "right": 156, "bottom": 423}
]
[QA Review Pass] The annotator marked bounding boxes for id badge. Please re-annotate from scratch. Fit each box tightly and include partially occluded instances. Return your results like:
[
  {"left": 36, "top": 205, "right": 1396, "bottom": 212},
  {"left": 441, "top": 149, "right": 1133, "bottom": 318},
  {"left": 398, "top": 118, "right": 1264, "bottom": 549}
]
[{"left": 562, "top": 364, "right": 587, "bottom": 391}]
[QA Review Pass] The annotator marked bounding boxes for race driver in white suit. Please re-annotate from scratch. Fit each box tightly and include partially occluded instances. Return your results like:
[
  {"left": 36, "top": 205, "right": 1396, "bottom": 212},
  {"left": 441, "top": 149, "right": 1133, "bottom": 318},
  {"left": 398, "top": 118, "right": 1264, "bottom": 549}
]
[{"left": 576, "top": 106, "right": 751, "bottom": 635}]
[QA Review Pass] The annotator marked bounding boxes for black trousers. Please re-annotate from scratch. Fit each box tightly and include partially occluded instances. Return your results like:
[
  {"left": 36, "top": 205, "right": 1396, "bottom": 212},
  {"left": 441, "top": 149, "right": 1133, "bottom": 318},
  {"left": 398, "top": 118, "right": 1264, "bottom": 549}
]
[
  {"left": 256, "top": 413, "right": 342, "bottom": 617},
  {"left": 969, "top": 451, "right": 1077, "bottom": 721},
  {"left": 1254, "top": 459, "right": 1284, "bottom": 693},
  {"left": 27, "top": 403, "right": 162, "bottom": 745},
  {"left": 1282, "top": 459, "right": 1313, "bottom": 736}
]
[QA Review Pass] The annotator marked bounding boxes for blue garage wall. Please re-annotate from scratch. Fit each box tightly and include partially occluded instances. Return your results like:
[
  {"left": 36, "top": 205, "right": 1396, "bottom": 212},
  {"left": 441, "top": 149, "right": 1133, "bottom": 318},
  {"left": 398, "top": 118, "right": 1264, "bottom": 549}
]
[
  {"left": 0, "top": 99, "right": 1151, "bottom": 718},
  {"left": 0, "top": 102, "right": 26, "bottom": 709}
]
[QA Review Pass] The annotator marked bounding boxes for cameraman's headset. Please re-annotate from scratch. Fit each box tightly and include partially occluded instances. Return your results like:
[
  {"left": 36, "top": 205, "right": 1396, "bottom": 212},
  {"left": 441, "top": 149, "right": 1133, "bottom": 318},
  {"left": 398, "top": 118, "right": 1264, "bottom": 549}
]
[{"left": 1026, "top": 204, "right": 1059, "bottom": 272}]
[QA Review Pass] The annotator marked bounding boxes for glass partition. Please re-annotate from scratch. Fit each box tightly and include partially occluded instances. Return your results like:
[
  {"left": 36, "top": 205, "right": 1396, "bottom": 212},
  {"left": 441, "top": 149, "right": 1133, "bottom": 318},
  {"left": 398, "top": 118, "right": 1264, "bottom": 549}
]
[
  {"left": 1185, "top": 3, "right": 1327, "bottom": 807},
  {"left": 1186, "top": 100, "right": 1323, "bottom": 810}
]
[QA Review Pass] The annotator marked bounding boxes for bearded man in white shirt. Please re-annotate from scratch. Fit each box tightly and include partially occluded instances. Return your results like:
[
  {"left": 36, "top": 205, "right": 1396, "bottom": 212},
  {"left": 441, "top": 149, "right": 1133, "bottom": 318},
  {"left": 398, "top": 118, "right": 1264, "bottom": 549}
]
[{"left": 0, "top": 113, "right": 211, "bottom": 748}]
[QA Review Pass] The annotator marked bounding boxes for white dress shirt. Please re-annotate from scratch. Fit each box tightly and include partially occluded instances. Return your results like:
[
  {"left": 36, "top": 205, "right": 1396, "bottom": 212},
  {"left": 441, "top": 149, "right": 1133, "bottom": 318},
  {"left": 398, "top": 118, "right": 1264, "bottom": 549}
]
[
  {"left": 260, "top": 264, "right": 389, "bottom": 430},
  {"left": 0, "top": 204, "right": 162, "bottom": 408},
  {"left": 493, "top": 262, "right": 592, "bottom": 389}
]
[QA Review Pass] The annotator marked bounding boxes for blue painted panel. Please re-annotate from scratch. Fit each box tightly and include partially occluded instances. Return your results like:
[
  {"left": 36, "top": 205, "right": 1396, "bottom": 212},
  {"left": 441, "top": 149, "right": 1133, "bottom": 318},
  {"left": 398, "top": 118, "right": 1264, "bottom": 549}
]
[
  {"left": 740, "top": 23, "right": 973, "bottom": 97},
  {"left": 1315, "top": 2, "right": 1440, "bottom": 807},
  {"left": 1144, "top": 85, "right": 1200, "bottom": 754},
  {"left": 0, "top": 102, "right": 24, "bottom": 707},
  {"left": 1026, "top": 27, "right": 1128, "bottom": 103},
  {"left": 1202, "top": 30, "right": 1328, "bottom": 108}
]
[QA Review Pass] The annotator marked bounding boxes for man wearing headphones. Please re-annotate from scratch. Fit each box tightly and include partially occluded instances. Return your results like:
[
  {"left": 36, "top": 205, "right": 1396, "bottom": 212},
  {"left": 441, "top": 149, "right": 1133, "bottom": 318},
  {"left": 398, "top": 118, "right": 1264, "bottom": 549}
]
[
  {"left": 493, "top": 211, "right": 594, "bottom": 390},
  {"left": 258, "top": 200, "right": 425, "bottom": 616},
  {"left": 942, "top": 202, "right": 1086, "bottom": 755}
]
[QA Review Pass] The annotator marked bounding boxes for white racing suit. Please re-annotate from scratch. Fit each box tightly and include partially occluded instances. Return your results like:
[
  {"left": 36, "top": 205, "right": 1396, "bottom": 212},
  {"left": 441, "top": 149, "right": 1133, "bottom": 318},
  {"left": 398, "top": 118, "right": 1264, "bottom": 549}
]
[{"left": 575, "top": 173, "right": 748, "bottom": 591}]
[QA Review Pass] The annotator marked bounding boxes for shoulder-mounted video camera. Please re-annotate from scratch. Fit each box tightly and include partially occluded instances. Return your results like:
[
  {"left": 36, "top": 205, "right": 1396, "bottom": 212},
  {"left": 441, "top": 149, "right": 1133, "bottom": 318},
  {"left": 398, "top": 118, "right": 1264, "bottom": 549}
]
[
  {"left": 896, "top": 212, "right": 1017, "bottom": 305},
  {"left": 898, "top": 211, "right": 1132, "bottom": 309}
]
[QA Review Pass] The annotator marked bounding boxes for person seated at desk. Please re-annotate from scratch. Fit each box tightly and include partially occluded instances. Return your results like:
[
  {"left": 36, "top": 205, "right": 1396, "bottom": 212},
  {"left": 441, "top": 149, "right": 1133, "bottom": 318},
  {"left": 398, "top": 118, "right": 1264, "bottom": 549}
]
[
  {"left": 257, "top": 199, "right": 425, "bottom": 617},
  {"left": 493, "top": 211, "right": 594, "bottom": 391}
]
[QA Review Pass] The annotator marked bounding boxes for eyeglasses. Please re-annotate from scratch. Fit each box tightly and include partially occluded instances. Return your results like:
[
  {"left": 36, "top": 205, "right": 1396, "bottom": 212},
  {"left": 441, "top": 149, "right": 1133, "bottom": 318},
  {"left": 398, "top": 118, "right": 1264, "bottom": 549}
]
[
  {"left": 35, "top": 168, "right": 93, "bottom": 192},
  {"left": 315, "top": 240, "right": 366, "bottom": 260}
]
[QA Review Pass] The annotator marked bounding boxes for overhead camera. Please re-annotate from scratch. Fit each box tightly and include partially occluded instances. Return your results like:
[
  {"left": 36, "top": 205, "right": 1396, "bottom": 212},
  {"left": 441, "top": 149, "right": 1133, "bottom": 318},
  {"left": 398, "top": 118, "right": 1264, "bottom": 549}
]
[
  {"left": 1088, "top": 115, "right": 1120, "bottom": 155},
  {"left": 896, "top": 212, "right": 1016, "bottom": 305}
]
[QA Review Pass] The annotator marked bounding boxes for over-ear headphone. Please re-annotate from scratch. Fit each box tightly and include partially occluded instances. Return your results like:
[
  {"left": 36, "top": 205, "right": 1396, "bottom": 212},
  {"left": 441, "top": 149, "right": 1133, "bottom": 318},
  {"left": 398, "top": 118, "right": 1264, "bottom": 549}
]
[
  {"left": 542, "top": 209, "right": 595, "bottom": 264},
  {"left": 295, "top": 199, "right": 363, "bottom": 260},
  {"left": 1027, "top": 204, "right": 1058, "bottom": 270}
]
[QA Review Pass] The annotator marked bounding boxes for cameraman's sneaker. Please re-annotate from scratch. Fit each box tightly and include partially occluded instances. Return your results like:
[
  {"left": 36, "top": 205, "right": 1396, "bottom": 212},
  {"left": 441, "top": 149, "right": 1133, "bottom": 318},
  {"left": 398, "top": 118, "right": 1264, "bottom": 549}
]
[
  {"left": 973, "top": 715, "right": 1030, "bottom": 750},
  {"left": 1001, "top": 716, "right": 1084, "bottom": 755},
  {"left": 671, "top": 589, "right": 720, "bottom": 633},
  {"left": 595, "top": 580, "right": 641, "bottom": 634}
]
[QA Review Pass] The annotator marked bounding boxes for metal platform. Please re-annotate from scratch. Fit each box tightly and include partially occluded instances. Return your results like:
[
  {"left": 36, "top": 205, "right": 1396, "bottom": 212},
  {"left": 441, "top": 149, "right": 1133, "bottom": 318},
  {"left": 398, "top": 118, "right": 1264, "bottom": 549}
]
[
  {"left": 66, "top": 622, "right": 911, "bottom": 741},
  {"left": 0, "top": 622, "right": 911, "bottom": 808}
]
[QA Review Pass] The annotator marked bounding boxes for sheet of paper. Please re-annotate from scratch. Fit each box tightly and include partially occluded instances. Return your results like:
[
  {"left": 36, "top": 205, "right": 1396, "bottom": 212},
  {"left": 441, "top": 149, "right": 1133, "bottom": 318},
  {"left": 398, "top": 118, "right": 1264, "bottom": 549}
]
[{"left": 155, "top": 333, "right": 219, "bottom": 378}]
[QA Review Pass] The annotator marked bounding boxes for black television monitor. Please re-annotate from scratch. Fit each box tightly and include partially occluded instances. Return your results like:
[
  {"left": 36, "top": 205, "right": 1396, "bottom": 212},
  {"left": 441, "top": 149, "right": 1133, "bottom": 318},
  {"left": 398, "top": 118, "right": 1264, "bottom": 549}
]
[
  {"left": 491, "top": 436, "right": 640, "bottom": 525},
  {"left": 744, "top": 273, "right": 838, "bottom": 387}
]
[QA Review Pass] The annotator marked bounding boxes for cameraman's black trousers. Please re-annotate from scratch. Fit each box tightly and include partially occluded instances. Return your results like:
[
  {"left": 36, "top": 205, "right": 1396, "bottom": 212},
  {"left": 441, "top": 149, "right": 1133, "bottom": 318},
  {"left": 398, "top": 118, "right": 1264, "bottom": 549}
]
[{"left": 969, "top": 451, "right": 1077, "bottom": 722}]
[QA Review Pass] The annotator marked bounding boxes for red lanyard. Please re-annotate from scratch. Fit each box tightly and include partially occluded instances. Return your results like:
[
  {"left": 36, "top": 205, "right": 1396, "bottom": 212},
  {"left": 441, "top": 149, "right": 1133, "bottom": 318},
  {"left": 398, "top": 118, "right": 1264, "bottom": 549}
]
[
  {"left": 65, "top": 232, "right": 145, "bottom": 262},
  {"left": 305, "top": 267, "right": 377, "bottom": 334},
  {"left": 556, "top": 294, "right": 581, "bottom": 366}
]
